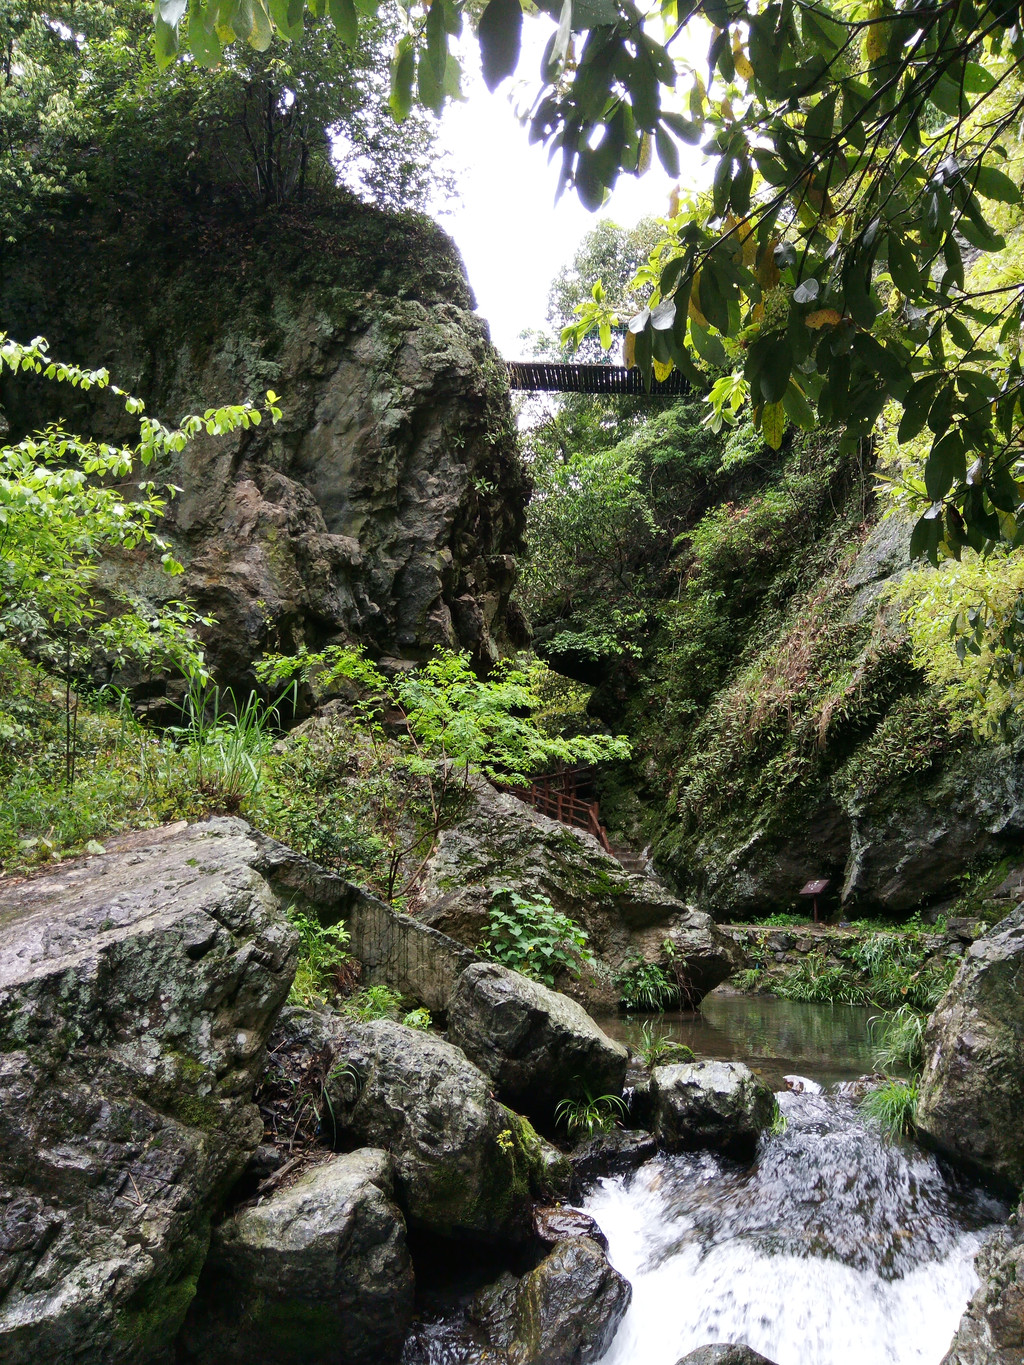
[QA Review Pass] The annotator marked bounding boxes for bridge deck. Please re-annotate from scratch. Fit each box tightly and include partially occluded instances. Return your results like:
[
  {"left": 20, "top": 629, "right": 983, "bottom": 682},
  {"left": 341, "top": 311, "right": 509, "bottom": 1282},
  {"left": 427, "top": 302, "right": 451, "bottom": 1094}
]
[{"left": 506, "top": 361, "right": 691, "bottom": 395}]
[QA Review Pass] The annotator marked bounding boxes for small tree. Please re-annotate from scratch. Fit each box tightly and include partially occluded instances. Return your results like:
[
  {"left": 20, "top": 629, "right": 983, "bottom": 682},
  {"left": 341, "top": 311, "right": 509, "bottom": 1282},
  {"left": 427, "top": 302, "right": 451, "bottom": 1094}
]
[
  {"left": 257, "top": 645, "right": 630, "bottom": 900},
  {"left": 0, "top": 333, "right": 280, "bottom": 785}
]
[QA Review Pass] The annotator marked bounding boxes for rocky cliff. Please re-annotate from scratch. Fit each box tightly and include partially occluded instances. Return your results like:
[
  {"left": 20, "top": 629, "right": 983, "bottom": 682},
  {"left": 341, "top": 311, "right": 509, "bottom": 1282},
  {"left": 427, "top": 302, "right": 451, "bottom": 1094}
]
[{"left": 0, "top": 195, "right": 529, "bottom": 696}]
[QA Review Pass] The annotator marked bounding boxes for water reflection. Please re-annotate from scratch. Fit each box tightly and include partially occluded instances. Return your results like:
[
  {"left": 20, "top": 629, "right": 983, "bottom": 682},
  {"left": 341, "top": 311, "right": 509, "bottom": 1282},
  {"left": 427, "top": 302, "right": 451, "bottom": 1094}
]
[{"left": 599, "top": 989, "right": 885, "bottom": 1089}]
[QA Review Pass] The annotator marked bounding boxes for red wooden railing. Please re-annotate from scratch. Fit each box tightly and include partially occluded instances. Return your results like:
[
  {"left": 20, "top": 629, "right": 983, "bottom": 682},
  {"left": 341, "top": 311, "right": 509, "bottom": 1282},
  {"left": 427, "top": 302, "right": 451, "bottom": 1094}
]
[{"left": 510, "top": 767, "right": 612, "bottom": 853}]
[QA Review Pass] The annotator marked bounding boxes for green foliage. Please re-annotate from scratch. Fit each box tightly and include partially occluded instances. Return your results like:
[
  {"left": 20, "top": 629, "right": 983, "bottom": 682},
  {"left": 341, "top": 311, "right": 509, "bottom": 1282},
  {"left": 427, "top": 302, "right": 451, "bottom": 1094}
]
[
  {"left": 616, "top": 954, "right": 679, "bottom": 1011},
  {"left": 774, "top": 951, "right": 870, "bottom": 1006},
  {"left": 633, "top": 1021, "right": 694, "bottom": 1068},
  {"left": 341, "top": 984, "right": 403, "bottom": 1022},
  {"left": 554, "top": 1087, "right": 627, "bottom": 1140},
  {"left": 402, "top": 1006, "right": 432, "bottom": 1030},
  {"left": 256, "top": 646, "right": 630, "bottom": 902},
  {"left": 163, "top": 683, "right": 280, "bottom": 815},
  {"left": 869, "top": 1005, "right": 928, "bottom": 1073},
  {"left": 747, "top": 911, "right": 805, "bottom": 927},
  {"left": 287, "top": 909, "right": 354, "bottom": 1007},
  {"left": 0, "top": 333, "right": 278, "bottom": 787},
  {"left": 0, "top": 0, "right": 448, "bottom": 244},
  {"left": 480, "top": 891, "right": 595, "bottom": 988},
  {"left": 860, "top": 1078, "right": 920, "bottom": 1140}
]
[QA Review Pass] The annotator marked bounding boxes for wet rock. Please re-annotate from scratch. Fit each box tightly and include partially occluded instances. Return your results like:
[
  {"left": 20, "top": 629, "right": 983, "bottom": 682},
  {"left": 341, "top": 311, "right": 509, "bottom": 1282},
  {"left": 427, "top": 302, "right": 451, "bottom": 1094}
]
[
  {"left": 941, "top": 1215, "right": 1024, "bottom": 1365},
  {"left": 569, "top": 1129, "right": 658, "bottom": 1198},
  {"left": 321, "top": 1017, "right": 552, "bottom": 1243},
  {"left": 417, "top": 777, "right": 739, "bottom": 1007},
  {"left": 675, "top": 1347, "right": 780, "bottom": 1365},
  {"left": 651, "top": 1061, "right": 777, "bottom": 1161},
  {"left": 471, "top": 1235, "right": 631, "bottom": 1365},
  {"left": 447, "top": 962, "right": 628, "bottom": 1122},
  {"left": 0, "top": 818, "right": 298, "bottom": 1364},
  {"left": 917, "top": 906, "right": 1024, "bottom": 1191},
  {"left": 533, "top": 1205, "right": 609, "bottom": 1254},
  {"left": 180, "top": 1150, "right": 412, "bottom": 1365}
]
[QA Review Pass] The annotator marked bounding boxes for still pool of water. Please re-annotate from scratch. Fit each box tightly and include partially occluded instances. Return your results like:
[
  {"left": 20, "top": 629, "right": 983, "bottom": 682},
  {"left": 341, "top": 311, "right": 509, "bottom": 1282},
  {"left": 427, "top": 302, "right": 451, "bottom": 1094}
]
[{"left": 598, "top": 988, "right": 886, "bottom": 1089}]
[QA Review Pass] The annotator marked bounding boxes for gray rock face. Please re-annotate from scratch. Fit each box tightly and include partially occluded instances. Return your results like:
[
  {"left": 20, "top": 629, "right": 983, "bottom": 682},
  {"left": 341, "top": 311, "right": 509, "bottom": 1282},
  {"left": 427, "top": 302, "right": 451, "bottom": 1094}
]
[
  {"left": 675, "top": 1348, "right": 780, "bottom": 1365},
  {"left": 417, "top": 777, "right": 739, "bottom": 1007},
  {"left": 0, "top": 818, "right": 298, "bottom": 1365},
  {"left": 321, "top": 1016, "right": 552, "bottom": 1242},
  {"left": 471, "top": 1235, "right": 632, "bottom": 1365},
  {"left": 917, "top": 906, "right": 1024, "bottom": 1191},
  {"left": 0, "top": 200, "right": 528, "bottom": 695},
  {"left": 651, "top": 1061, "right": 777, "bottom": 1160},
  {"left": 180, "top": 1149, "right": 413, "bottom": 1365},
  {"left": 941, "top": 1217, "right": 1024, "bottom": 1365},
  {"left": 447, "top": 962, "right": 628, "bottom": 1121}
]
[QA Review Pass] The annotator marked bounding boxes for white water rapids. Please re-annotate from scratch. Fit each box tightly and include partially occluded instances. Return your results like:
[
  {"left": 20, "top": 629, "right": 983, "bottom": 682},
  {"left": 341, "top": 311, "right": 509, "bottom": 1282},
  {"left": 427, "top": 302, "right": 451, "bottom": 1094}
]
[{"left": 583, "top": 1088, "right": 1005, "bottom": 1365}]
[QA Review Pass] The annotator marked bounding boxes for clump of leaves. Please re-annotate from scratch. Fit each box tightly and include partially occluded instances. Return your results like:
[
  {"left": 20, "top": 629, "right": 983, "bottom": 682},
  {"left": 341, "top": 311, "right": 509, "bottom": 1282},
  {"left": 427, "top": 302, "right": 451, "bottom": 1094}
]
[
  {"left": 402, "top": 1007, "right": 432, "bottom": 1030},
  {"left": 555, "top": 1087, "right": 628, "bottom": 1140},
  {"left": 617, "top": 954, "right": 679, "bottom": 1011},
  {"left": 869, "top": 1005, "right": 928, "bottom": 1073},
  {"left": 163, "top": 681, "right": 282, "bottom": 815},
  {"left": 341, "top": 984, "right": 403, "bottom": 1022},
  {"left": 480, "top": 891, "right": 595, "bottom": 988},
  {"left": 860, "top": 1078, "right": 919, "bottom": 1140},
  {"left": 287, "top": 909, "right": 355, "bottom": 1007},
  {"left": 774, "top": 951, "right": 869, "bottom": 1005},
  {"left": 633, "top": 1021, "right": 694, "bottom": 1069}
]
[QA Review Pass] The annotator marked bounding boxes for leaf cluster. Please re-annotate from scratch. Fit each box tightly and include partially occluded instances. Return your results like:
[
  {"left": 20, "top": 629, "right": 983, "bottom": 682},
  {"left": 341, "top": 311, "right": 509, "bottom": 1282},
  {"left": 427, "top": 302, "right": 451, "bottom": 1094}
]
[{"left": 480, "top": 889, "right": 596, "bottom": 986}]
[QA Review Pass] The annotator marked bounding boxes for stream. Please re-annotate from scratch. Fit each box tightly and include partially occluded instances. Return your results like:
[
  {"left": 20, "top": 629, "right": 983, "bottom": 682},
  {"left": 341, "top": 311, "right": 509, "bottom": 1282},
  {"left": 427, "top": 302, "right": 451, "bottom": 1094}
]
[{"left": 408, "top": 994, "right": 1007, "bottom": 1365}]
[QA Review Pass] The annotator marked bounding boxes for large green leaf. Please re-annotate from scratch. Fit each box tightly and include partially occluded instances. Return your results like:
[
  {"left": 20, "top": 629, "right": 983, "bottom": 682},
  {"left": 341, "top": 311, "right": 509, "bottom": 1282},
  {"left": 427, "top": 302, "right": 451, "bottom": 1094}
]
[{"left": 478, "top": 0, "right": 523, "bottom": 91}]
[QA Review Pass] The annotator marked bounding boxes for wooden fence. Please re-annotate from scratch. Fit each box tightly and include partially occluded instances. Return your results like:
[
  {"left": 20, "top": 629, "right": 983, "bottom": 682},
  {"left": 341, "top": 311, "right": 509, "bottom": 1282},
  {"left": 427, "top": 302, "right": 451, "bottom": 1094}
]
[{"left": 510, "top": 767, "right": 612, "bottom": 852}]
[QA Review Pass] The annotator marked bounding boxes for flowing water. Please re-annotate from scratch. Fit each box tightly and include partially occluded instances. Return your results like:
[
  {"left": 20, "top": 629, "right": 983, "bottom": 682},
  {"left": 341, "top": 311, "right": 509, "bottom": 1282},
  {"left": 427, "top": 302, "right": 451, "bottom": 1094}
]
[{"left": 406, "top": 994, "right": 1007, "bottom": 1365}]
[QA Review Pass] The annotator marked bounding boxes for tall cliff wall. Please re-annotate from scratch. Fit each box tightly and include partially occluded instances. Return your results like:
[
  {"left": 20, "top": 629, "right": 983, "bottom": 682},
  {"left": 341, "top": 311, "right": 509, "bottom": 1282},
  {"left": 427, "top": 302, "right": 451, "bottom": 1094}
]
[{"left": 0, "top": 196, "right": 528, "bottom": 694}]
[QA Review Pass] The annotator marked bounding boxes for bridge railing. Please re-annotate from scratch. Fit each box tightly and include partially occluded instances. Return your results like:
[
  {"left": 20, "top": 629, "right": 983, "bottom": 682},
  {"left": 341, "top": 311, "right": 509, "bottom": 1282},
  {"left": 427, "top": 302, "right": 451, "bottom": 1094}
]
[{"left": 509, "top": 769, "right": 612, "bottom": 853}]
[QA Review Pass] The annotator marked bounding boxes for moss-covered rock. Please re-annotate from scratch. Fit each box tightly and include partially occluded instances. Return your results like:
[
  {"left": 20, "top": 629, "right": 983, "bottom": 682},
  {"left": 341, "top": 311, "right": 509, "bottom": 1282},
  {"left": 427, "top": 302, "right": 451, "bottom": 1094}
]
[
  {"left": 0, "top": 817, "right": 298, "bottom": 1364},
  {"left": 0, "top": 193, "right": 529, "bottom": 697},
  {"left": 179, "top": 1149, "right": 414, "bottom": 1365}
]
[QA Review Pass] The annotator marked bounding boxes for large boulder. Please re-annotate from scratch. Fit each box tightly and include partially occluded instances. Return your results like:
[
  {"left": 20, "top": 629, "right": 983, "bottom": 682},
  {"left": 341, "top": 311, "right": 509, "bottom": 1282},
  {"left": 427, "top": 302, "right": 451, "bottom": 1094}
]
[
  {"left": 0, "top": 818, "right": 298, "bottom": 1364},
  {"left": 675, "top": 1349, "right": 780, "bottom": 1365},
  {"left": 917, "top": 906, "right": 1024, "bottom": 1191},
  {"left": 318, "top": 1016, "right": 555, "bottom": 1242},
  {"left": 0, "top": 196, "right": 529, "bottom": 697},
  {"left": 941, "top": 1217, "right": 1024, "bottom": 1365},
  {"left": 179, "top": 1149, "right": 413, "bottom": 1365},
  {"left": 651, "top": 1061, "right": 777, "bottom": 1160},
  {"left": 471, "top": 1235, "right": 631, "bottom": 1365},
  {"left": 416, "top": 777, "right": 740, "bottom": 1007},
  {"left": 447, "top": 962, "right": 628, "bottom": 1122}
]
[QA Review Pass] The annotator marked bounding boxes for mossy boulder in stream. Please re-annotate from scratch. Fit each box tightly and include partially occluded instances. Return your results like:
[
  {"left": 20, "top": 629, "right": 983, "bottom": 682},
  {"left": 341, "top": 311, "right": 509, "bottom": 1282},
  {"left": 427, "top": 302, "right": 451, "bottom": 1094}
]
[
  {"left": 651, "top": 1060, "right": 777, "bottom": 1161},
  {"left": 314, "top": 1015, "right": 560, "bottom": 1241},
  {"left": 179, "top": 1149, "right": 413, "bottom": 1365},
  {"left": 0, "top": 818, "right": 298, "bottom": 1364},
  {"left": 447, "top": 962, "right": 628, "bottom": 1124},
  {"left": 941, "top": 1212, "right": 1024, "bottom": 1365},
  {"left": 471, "top": 1235, "right": 632, "bottom": 1365},
  {"left": 917, "top": 904, "right": 1024, "bottom": 1192}
]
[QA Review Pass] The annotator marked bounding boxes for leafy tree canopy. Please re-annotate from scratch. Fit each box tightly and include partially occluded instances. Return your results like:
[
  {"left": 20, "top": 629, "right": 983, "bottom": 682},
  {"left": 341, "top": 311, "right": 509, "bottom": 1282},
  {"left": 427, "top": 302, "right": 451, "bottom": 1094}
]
[
  {"left": 0, "top": 0, "right": 448, "bottom": 246},
  {"left": 153, "top": 0, "right": 1024, "bottom": 577}
]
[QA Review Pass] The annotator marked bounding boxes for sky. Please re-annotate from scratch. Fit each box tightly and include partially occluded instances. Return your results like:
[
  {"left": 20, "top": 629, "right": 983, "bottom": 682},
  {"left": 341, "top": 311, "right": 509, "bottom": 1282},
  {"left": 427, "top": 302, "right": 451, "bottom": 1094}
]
[{"left": 432, "top": 22, "right": 707, "bottom": 358}]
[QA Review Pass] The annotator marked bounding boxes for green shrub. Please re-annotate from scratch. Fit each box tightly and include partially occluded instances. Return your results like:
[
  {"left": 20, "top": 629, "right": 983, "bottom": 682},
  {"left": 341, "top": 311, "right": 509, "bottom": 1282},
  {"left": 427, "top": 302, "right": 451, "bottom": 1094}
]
[
  {"left": 774, "top": 951, "right": 868, "bottom": 1005},
  {"left": 617, "top": 954, "right": 679, "bottom": 1011},
  {"left": 554, "top": 1087, "right": 628, "bottom": 1139},
  {"left": 341, "top": 984, "right": 403, "bottom": 1022},
  {"left": 480, "top": 891, "right": 595, "bottom": 987},
  {"left": 633, "top": 1021, "right": 694, "bottom": 1068},
  {"left": 287, "top": 910, "right": 354, "bottom": 1007},
  {"left": 402, "top": 1007, "right": 432, "bottom": 1030},
  {"left": 869, "top": 1005, "right": 927, "bottom": 1072},
  {"left": 860, "top": 1077, "right": 919, "bottom": 1138}
]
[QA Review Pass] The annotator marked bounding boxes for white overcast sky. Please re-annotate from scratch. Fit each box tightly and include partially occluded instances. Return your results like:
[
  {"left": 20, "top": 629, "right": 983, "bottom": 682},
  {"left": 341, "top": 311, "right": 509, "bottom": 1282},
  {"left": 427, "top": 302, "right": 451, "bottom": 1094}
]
[{"left": 431, "top": 20, "right": 707, "bottom": 357}]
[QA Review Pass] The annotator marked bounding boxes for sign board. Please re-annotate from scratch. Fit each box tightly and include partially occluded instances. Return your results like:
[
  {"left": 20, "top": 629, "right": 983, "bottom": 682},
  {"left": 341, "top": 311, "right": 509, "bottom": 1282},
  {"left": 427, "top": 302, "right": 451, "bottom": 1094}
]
[{"left": 799, "top": 879, "right": 830, "bottom": 897}]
